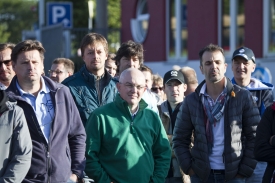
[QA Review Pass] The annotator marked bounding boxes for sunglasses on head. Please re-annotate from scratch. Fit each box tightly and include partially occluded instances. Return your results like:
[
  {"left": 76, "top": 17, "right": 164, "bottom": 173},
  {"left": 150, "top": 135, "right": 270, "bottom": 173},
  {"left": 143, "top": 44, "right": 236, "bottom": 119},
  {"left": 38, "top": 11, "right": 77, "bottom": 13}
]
[
  {"left": 151, "top": 87, "right": 163, "bottom": 91},
  {"left": 0, "top": 60, "right": 12, "bottom": 67}
]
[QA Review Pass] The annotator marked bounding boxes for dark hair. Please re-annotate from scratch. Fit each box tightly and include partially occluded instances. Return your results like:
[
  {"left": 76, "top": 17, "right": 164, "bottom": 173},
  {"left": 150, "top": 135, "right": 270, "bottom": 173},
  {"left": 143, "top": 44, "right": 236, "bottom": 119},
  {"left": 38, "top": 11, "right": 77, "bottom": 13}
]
[
  {"left": 107, "top": 53, "right": 116, "bottom": 62},
  {"left": 0, "top": 42, "right": 15, "bottom": 52},
  {"left": 52, "top": 58, "right": 75, "bottom": 74},
  {"left": 199, "top": 43, "right": 225, "bottom": 66},
  {"left": 11, "top": 40, "right": 45, "bottom": 63},
  {"left": 114, "top": 40, "right": 144, "bottom": 66},
  {"left": 80, "top": 33, "right": 108, "bottom": 57}
]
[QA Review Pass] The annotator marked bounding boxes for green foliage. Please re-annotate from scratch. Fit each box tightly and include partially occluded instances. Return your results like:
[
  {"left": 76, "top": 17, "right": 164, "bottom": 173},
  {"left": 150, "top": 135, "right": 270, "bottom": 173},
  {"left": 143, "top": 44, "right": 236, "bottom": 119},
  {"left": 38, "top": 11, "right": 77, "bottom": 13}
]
[
  {"left": 108, "top": 0, "right": 120, "bottom": 28},
  {"left": 0, "top": 0, "right": 38, "bottom": 44},
  {"left": 0, "top": 23, "right": 10, "bottom": 43}
]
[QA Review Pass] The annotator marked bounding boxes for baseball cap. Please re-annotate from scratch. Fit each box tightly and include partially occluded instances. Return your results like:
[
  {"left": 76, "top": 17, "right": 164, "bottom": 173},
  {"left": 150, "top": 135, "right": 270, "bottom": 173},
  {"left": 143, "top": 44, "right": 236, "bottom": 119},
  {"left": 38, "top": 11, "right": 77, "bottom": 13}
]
[
  {"left": 232, "top": 47, "right": 255, "bottom": 63},
  {"left": 163, "top": 70, "right": 185, "bottom": 85}
]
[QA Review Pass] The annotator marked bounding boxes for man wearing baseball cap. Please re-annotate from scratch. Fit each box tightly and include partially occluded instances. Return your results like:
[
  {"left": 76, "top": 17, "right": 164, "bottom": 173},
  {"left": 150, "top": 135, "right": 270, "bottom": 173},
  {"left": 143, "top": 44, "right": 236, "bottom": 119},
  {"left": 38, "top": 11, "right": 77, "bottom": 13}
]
[
  {"left": 158, "top": 70, "right": 188, "bottom": 183},
  {"left": 231, "top": 46, "right": 274, "bottom": 183}
]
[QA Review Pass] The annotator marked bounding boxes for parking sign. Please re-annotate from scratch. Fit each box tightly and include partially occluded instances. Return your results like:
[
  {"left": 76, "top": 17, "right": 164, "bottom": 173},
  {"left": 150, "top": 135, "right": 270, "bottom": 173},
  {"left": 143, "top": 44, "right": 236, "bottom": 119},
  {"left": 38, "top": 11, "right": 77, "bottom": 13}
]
[{"left": 47, "top": 2, "right": 73, "bottom": 29}]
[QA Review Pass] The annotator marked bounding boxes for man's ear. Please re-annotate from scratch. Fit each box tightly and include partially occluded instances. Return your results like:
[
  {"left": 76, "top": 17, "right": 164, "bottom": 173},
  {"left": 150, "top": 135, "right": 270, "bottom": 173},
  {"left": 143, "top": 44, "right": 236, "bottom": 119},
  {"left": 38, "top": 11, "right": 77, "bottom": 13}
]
[
  {"left": 252, "top": 63, "right": 256, "bottom": 72},
  {"left": 116, "top": 82, "right": 121, "bottom": 92},
  {"left": 200, "top": 65, "right": 204, "bottom": 75},
  {"left": 183, "top": 83, "right": 187, "bottom": 92}
]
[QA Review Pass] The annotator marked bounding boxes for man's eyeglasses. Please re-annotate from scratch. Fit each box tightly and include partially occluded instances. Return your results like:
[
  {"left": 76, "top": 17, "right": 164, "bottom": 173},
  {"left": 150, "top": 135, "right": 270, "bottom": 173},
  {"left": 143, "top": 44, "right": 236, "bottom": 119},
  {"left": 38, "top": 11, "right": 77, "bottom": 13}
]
[
  {"left": 0, "top": 60, "right": 12, "bottom": 67},
  {"left": 120, "top": 82, "right": 145, "bottom": 90},
  {"left": 48, "top": 70, "right": 64, "bottom": 75},
  {"left": 151, "top": 87, "right": 163, "bottom": 92}
]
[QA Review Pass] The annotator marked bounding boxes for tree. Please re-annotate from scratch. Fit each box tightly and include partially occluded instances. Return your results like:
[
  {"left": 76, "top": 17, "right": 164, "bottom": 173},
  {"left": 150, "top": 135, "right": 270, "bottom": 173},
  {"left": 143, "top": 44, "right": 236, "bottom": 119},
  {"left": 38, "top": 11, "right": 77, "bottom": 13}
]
[{"left": 0, "top": 0, "right": 38, "bottom": 44}]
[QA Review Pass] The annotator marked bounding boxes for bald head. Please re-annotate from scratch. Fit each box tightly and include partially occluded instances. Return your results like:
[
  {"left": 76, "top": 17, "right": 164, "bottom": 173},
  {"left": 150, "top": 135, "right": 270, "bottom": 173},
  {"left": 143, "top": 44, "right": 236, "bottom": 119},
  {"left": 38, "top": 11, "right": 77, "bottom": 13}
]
[
  {"left": 119, "top": 68, "right": 145, "bottom": 85},
  {"left": 117, "top": 68, "right": 146, "bottom": 110},
  {"left": 180, "top": 66, "right": 198, "bottom": 95}
]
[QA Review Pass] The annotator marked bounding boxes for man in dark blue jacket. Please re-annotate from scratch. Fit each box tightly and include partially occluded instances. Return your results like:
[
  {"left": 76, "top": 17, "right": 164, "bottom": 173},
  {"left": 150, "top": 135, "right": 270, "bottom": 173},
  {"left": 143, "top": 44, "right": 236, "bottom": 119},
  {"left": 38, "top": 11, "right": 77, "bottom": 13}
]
[
  {"left": 62, "top": 33, "right": 117, "bottom": 126},
  {"left": 6, "top": 40, "right": 86, "bottom": 183}
]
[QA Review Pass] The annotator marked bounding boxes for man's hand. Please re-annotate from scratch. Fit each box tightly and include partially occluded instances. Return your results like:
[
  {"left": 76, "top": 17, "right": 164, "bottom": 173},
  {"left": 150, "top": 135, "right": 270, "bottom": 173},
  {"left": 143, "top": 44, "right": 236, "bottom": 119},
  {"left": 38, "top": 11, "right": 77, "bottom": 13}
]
[{"left": 69, "top": 174, "right": 78, "bottom": 182}]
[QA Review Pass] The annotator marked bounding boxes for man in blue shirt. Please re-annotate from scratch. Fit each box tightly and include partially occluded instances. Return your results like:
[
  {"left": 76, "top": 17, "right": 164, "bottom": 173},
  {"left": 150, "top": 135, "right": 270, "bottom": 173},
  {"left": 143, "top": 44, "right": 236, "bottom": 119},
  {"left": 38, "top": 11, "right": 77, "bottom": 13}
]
[{"left": 6, "top": 40, "right": 86, "bottom": 183}]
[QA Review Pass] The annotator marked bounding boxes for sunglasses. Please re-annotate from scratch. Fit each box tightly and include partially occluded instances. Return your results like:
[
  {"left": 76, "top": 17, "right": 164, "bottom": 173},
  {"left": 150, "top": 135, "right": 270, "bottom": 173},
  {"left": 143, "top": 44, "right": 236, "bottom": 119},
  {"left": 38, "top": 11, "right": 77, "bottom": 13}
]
[
  {"left": 151, "top": 87, "right": 163, "bottom": 91},
  {"left": 0, "top": 60, "right": 12, "bottom": 66}
]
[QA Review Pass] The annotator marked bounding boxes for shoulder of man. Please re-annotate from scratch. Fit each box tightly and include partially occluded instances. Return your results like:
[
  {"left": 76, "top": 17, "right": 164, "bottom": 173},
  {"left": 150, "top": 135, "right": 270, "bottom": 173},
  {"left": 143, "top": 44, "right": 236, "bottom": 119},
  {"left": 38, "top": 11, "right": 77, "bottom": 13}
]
[{"left": 62, "top": 72, "right": 81, "bottom": 86}]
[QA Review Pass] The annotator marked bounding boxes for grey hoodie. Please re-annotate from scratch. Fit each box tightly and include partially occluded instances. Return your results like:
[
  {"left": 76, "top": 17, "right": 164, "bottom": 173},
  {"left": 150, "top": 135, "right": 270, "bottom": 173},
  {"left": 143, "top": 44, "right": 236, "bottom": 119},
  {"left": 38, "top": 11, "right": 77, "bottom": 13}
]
[{"left": 0, "top": 90, "right": 32, "bottom": 183}]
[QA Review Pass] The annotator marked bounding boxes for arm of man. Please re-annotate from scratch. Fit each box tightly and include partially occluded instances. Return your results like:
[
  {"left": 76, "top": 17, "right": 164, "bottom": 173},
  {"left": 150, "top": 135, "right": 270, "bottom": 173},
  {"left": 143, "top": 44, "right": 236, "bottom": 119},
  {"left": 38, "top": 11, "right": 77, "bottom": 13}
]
[
  {"left": 261, "top": 89, "right": 274, "bottom": 115},
  {"left": 68, "top": 93, "right": 86, "bottom": 181},
  {"left": 238, "top": 91, "right": 260, "bottom": 177},
  {"left": 150, "top": 115, "right": 171, "bottom": 183},
  {"left": 85, "top": 112, "right": 112, "bottom": 183},
  {"left": 254, "top": 106, "right": 275, "bottom": 162},
  {"left": 172, "top": 98, "right": 194, "bottom": 175},
  {"left": 0, "top": 107, "right": 32, "bottom": 182}
]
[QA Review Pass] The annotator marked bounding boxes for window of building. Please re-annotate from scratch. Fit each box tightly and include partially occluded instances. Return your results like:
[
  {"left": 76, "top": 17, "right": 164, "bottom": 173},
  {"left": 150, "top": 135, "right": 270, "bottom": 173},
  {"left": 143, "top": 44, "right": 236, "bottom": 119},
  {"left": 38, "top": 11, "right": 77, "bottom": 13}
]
[
  {"left": 219, "top": 0, "right": 244, "bottom": 57},
  {"left": 167, "top": 0, "right": 188, "bottom": 61},
  {"left": 131, "top": 0, "right": 149, "bottom": 43},
  {"left": 263, "top": 0, "right": 275, "bottom": 57}
]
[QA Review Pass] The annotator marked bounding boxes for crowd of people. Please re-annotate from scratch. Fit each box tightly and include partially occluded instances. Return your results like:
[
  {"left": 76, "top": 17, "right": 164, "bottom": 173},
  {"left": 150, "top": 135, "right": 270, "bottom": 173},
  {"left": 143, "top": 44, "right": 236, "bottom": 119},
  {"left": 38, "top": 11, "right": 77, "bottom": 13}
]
[{"left": 0, "top": 32, "right": 274, "bottom": 183}]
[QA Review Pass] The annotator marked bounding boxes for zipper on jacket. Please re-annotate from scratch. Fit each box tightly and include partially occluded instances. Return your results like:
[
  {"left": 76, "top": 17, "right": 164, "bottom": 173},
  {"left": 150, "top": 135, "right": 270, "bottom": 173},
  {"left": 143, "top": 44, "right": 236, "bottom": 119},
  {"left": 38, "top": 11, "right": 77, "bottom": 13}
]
[
  {"left": 46, "top": 88, "right": 59, "bottom": 183},
  {"left": 47, "top": 149, "right": 51, "bottom": 183},
  {"left": 130, "top": 121, "right": 135, "bottom": 134}
]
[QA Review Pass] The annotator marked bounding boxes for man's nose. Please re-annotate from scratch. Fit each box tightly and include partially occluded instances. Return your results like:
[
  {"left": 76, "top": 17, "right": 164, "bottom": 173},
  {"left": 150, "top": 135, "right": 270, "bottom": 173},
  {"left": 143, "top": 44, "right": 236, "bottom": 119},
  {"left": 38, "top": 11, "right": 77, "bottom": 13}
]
[
  {"left": 0, "top": 62, "right": 6, "bottom": 70},
  {"left": 239, "top": 63, "right": 246, "bottom": 68},
  {"left": 129, "top": 59, "right": 135, "bottom": 66}
]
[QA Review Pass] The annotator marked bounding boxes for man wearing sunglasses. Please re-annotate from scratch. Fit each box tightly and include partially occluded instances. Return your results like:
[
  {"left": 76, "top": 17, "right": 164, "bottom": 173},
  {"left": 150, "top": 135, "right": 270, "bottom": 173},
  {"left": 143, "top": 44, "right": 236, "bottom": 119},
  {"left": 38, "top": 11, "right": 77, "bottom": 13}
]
[{"left": 0, "top": 43, "right": 15, "bottom": 90}]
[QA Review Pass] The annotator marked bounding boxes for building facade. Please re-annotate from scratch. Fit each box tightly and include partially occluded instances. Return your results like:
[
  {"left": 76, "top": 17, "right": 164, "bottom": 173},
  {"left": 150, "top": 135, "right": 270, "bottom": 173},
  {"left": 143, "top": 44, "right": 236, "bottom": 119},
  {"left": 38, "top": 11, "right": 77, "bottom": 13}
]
[{"left": 121, "top": 0, "right": 275, "bottom": 86}]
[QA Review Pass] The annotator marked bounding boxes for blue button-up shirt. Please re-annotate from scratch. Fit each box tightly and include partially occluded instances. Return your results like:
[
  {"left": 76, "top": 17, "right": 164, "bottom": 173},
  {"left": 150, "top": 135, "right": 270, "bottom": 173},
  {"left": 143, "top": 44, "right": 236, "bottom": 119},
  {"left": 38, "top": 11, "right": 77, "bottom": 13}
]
[{"left": 16, "top": 77, "right": 54, "bottom": 142}]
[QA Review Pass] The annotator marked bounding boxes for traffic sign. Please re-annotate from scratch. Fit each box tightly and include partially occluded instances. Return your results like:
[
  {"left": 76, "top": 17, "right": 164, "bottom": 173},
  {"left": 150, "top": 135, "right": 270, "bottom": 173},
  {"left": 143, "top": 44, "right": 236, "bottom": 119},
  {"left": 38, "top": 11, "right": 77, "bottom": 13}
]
[
  {"left": 252, "top": 66, "right": 272, "bottom": 83},
  {"left": 47, "top": 2, "right": 73, "bottom": 29}
]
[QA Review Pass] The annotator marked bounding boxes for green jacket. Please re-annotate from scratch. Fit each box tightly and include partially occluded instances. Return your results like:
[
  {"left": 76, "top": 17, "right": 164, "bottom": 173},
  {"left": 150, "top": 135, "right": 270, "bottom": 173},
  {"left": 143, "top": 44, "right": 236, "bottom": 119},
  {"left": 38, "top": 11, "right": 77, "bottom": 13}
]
[{"left": 85, "top": 94, "right": 171, "bottom": 183}]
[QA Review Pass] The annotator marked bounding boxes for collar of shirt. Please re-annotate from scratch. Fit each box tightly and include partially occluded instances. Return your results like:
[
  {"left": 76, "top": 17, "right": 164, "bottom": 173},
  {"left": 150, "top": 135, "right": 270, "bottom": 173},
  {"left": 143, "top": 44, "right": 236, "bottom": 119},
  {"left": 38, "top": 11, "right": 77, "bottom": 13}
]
[
  {"left": 0, "top": 82, "right": 7, "bottom": 90},
  {"left": 16, "top": 77, "right": 50, "bottom": 97},
  {"left": 199, "top": 79, "right": 227, "bottom": 96},
  {"left": 16, "top": 77, "right": 53, "bottom": 142},
  {"left": 85, "top": 65, "right": 105, "bottom": 80},
  {"left": 129, "top": 104, "right": 139, "bottom": 119},
  {"left": 199, "top": 79, "right": 227, "bottom": 104}
]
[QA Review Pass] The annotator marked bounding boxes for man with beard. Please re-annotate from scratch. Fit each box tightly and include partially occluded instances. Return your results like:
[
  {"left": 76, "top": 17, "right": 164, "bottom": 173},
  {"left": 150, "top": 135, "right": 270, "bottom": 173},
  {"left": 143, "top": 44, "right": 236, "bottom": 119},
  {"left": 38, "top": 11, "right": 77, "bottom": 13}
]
[
  {"left": 173, "top": 44, "right": 260, "bottom": 183},
  {"left": 0, "top": 43, "right": 16, "bottom": 90},
  {"left": 63, "top": 33, "right": 117, "bottom": 125}
]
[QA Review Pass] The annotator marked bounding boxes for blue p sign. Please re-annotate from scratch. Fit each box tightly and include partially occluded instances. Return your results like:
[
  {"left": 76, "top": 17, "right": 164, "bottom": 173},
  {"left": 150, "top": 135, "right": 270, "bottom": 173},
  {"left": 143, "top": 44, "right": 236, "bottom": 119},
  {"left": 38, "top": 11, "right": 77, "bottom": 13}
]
[{"left": 47, "top": 2, "right": 73, "bottom": 28}]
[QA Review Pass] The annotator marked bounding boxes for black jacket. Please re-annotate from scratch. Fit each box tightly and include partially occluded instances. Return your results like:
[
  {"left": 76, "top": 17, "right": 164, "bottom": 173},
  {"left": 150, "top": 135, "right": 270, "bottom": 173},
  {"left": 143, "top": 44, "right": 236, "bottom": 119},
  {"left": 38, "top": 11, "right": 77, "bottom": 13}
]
[
  {"left": 254, "top": 104, "right": 275, "bottom": 183},
  {"left": 6, "top": 76, "right": 86, "bottom": 183},
  {"left": 173, "top": 78, "right": 260, "bottom": 182}
]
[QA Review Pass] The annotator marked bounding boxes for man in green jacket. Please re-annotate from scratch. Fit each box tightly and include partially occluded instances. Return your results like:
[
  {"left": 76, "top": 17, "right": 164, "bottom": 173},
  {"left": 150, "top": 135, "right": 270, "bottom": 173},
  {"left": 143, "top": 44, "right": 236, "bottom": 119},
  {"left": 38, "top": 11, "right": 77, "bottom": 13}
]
[{"left": 85, "top": 68, "right": 171, "bottom": 183}]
